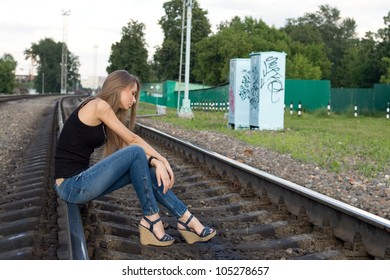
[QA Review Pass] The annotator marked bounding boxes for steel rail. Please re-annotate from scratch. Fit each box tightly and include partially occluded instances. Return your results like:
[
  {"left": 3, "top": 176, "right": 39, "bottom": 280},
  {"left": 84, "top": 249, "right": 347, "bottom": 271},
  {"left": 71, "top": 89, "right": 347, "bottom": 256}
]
[{"left": 56, "top": 97, "right": 89, "bottom": 260}]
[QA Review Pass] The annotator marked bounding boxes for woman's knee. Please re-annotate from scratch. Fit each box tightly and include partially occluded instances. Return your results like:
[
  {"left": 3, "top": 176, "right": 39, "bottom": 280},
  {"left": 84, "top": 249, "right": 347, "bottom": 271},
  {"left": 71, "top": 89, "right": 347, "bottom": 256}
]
[{"left": 124, "top": 145, "right": 146, "bottom": 158}]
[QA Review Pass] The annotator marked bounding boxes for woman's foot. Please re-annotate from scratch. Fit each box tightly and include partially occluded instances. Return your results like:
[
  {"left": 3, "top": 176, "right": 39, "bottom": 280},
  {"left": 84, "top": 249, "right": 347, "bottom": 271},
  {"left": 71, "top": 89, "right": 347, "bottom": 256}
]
[
  {"left": 140, "top": 214, "right": 166, "bottom": 239},
  {"left": 177, "top": 211, "right": 216, "bottom": 244},
  {"left": 139, "top": 214, "right": 174, "bottom": 246}
]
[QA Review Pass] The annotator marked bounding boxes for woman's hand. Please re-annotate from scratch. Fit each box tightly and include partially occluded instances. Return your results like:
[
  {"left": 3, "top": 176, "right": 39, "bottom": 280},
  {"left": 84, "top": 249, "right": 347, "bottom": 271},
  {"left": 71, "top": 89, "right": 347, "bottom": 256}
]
[{"left": 154, "top": 158, "right": 175, "bottom": 194}]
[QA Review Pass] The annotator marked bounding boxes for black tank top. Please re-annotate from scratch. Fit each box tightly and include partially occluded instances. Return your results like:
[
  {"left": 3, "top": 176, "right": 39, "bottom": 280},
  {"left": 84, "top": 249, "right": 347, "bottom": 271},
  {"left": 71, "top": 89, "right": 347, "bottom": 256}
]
[{"left": 54, "top": 99, "right": 106, "bottom": 178}]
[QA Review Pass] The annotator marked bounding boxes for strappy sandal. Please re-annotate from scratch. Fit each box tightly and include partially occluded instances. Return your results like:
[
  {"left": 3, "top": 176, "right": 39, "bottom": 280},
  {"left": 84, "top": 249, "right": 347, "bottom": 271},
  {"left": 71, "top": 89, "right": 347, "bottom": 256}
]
[
  {"left": 139, "top": 216, "right": 175, "bottom": 246},
  {"left": 177, "top": 214, "right": 216, "bottom": 244}
]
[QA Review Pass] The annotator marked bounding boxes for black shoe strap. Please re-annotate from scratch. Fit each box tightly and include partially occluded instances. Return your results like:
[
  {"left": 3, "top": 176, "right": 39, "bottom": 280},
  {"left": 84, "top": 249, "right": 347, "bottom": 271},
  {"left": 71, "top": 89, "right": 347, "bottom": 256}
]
[{"left": 178, "top": 214, "right": 194, "bottom": 231}]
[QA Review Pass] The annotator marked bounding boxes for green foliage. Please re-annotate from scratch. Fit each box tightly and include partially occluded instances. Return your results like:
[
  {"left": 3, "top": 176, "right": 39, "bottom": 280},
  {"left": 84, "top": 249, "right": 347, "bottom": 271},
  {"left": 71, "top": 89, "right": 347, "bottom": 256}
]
[
  {"left": 153, "top": 39, "right": 181, "bottom": 81},
  {"left": 107, "top": 20, "right": 150, "bottom": 82},
  {"left": 25, "top": 38, "right": 61, "bottom": 93},
  {"left": 69, "top": 54, "right": 81, "bottom": 91},
  {"left": 377, "top": 11, "right": 390, "bottom": 51},
  {"left": 193, "top": 21, "right": 253, "bottom": 85},
  {"left": 287, "top": 53, "right": 322, "bottom": 79},
  {"left": 282, "top": 25, "right": 331, "bottom": 79},
  {"left": 24, "top": 38, "right": 80, "bottom": 93},
  {"left": 0, "top": 53, "right": 17, "bottom": 93},
  {"left": 354, "top": 33, "right": 382, "bottom": 87},
  {"left": 284, "top": 5, "right": 359, "bottom": 87},
  {"left": 283, "top": 21, "right": 323, "bottom": 44},
  {"left": 154, "top": 0, "right": 211, "bottom": 82},
  {"left": 380, "top": 57, "right": 390, "bottom": 83},
  {"left": 194, "top": 16, "right": 290, "bottom": 85},
  {"left": 191, "top": 5, "right": 390, "bottom": 87}
]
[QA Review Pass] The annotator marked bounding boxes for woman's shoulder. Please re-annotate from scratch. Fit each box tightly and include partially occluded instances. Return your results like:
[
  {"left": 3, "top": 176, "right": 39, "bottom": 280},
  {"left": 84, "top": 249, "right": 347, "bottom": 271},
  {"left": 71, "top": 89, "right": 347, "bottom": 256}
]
[
  {"left": 82, "top": 97, "right": 110, "bottom": 111},
  {"left": 92, "top": 98, "right": 117, "bottom": 122},
  {"left": 77, "top": 98, "right": 109, "bottom": 126},
  {"left": 94, "top": 98, "right": 112, "bottom": 112}
]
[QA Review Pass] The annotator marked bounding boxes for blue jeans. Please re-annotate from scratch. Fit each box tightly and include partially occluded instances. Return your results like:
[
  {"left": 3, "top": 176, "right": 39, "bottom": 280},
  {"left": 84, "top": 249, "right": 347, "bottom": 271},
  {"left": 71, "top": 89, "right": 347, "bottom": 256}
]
[{"left": 54, "top": 145, "right": 187, "bottom": 218}]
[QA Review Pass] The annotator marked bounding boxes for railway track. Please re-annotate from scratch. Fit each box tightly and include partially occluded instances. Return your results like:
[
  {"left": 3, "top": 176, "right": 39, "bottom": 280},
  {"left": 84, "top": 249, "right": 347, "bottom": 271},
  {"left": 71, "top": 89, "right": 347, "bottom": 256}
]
[
  {"left": 0, "top": 95, "right": 59, "bottom": 259},
  {"left": 1, "top": 95, "right": 389, "bottom": 260}
]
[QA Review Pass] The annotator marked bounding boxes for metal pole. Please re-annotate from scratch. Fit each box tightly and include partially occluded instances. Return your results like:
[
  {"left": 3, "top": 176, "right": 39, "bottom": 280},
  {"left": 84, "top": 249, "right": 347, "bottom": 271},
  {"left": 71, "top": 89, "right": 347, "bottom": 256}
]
[
  {"left": 93, "top": 44, "right": 98, "bottom": 91},
  {"left": 42, "top": 73, "right": 44, "bottom": 94},
  {"left": 177, "top": 0, "right": 186, "bottom": 115},
  {"left": 61, "top": 10, "right": 70, "bottom": 94},
  {"left": 178, "top": 0, "right": 194, "bottom": 119}
]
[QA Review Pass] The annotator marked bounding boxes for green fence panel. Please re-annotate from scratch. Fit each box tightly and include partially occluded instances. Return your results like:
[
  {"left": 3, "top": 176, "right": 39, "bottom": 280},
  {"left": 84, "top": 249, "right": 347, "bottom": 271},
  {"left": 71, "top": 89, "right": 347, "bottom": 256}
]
[
  {"left": 331, "top": 88, "right": 353, "bottom": 112},
  {"left": 140, "top": 82, "right": 165, "bottom": 106},
  {"left": 330, "top": 85, "right": 389, "bottom": 114},
  {"left": 164, "top": 81, "right": 177, "bottom": 108},
  {"left": 285, "top": 80, "right": 330, "bottom": 111},
  {"left": 140, "top": 79, "right": 389, "bottom": 114},
  {"left": 331, "top": 88, "right": 374, "bottom": 113},
  {"left": 354, "top": 89, "right": 374, "bottom": 113},
  {"left": 140, "top": 80, "right": 213, "bottom": 109},
  {"left": 189, "top": 84, "right": 229, "bottom": 102},
  {"left": 373, "top": 84, "right": 390, "bottom": 112},
  {"left": 189, "top": 84, "right": 229, "bottom": 111}
]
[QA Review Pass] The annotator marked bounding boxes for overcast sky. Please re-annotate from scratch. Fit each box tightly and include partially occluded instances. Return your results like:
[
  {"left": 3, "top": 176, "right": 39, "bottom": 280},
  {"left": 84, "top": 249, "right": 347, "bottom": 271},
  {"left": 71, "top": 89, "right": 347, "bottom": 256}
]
[{"left": 1, "top": 0, "right": 389, "bottom": 79}]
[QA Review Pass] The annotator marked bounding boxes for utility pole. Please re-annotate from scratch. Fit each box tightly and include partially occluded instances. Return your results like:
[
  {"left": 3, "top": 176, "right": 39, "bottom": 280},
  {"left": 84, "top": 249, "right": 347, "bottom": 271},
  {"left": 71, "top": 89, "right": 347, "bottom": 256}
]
[
  {"left": 93, "top": 44, "right": 99, "bottom": 92},
  {"left": 177, "top": 0, "right": 186, "bottom": 114},
  {"left": 178, "top": 0, "right": 194, "bottom": 119},
  {"left": 61, "top": 10, "right": 70, "bottom": 94},
  {"left": 42, "top": 73, "right": 45, "bottom": 94}
]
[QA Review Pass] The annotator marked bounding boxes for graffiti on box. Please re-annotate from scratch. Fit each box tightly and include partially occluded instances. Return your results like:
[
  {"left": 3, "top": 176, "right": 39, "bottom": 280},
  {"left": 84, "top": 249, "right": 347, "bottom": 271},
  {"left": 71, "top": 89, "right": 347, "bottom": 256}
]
[
  {"left": 261, "top": 56, "right": 284, "bottom": 103},
  {"left": 239, "top": 69, "right": 251, "bottom": 102}
]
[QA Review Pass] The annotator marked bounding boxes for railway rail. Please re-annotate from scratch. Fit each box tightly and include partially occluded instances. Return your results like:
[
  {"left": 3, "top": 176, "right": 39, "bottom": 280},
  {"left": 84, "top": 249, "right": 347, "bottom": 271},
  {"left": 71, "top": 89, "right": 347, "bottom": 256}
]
[{"left": 0, "top": 95, "right": 389, "bottom": 260}]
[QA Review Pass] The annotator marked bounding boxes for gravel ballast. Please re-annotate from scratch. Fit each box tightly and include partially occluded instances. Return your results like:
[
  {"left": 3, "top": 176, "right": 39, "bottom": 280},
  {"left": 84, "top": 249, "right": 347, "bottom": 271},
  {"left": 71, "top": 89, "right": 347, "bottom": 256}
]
[{"left": 0, "top": 97, "right": 58, "bottom": 189}]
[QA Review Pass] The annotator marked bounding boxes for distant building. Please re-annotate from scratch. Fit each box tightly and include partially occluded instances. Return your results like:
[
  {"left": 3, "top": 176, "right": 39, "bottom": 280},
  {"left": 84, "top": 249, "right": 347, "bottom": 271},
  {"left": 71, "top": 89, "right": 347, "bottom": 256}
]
[
  {"left": 81, "top": 76, "right": 106, "bottom": 89},
  {"left": 15, "top": 74, "right": 34, "bottom": 84},
  {"left": 14, "top": 74, "right": 35, "bottom": 94}
]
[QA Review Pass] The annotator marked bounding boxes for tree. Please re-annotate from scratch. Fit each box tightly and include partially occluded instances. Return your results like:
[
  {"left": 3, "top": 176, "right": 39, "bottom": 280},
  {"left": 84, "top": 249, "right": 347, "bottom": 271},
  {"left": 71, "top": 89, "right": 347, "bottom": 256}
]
[
  {"left": 338, "top": 44, "right": 361, "bottom": 87},
  {"left": 380, "top": 57, "right": 390, "bottom": 83},
  {"left": 376, "top": 11, "right": 390, "bottom": 82},
  {"left": 24, "top": 38, "right": 80, "bottom": 93},
  {"left": 194, "top": 17, "right": 253, "bottom": 85},
  {"left": 282, "top": 23, "right": 331, "bottom": 79},
  {"left": 194, "top": 16, "right": 291, "bottom": 85},
  {"left": 336, "top": 34, "right": 380, "bottom": 88},
  {"left": 154, "top": 0, "right": 211, "bottom": 82},
  {"left": 287, "top": 54, "right": 322, "bottom": 79},
  {"left": 283, "top": 21, "right": 323, "bottom": 45},
  {"left": 107, "top": 20, "right": 150, "bottom": 82},
  {"left": 67, "top": 53, "right": 81, "bottom": 92},
  {"left": 339, "top": 15, "right": 390, "bottom": 88},
  {"left": 377, "top": 11, "right": 390, "bottom": 46},
  {"left": 0, "top": 53, "right": 17, "bottom": 94},
  {"left": 285, "top": 5, "right": 358, "bottom": 86}
]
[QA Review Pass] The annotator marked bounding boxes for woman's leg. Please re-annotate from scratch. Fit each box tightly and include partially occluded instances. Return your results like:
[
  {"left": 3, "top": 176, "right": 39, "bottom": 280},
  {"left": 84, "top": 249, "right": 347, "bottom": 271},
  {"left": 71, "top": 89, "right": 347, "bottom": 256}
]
[
  {"left": 55, "top": 145, "right": 174, "bottom": 242},
  {"left": 147, "top": 168, "right": 188, "bottom": 219},
  {"left": 147, "top": 169, "right": 215, "bottom": 237},
  {"left": 55, "top": 145, "right": 159, "bottom": 216}
]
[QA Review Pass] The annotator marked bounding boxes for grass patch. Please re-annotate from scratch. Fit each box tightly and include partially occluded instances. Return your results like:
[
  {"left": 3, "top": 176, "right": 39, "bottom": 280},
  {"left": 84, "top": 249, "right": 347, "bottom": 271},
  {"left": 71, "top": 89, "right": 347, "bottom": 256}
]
[
  {"left": 138, "top": 103, "right": 390, "bottom": 178},
  {"left": 136, "top": 102, "right": 158, "bottom": 115}
]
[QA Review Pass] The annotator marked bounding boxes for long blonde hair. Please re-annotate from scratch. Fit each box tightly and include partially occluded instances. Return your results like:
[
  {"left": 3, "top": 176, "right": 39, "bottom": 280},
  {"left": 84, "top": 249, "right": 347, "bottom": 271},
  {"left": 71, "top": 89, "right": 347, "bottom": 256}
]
[{"left": 95, "top": 70, "right": 140, "bottom": 156}]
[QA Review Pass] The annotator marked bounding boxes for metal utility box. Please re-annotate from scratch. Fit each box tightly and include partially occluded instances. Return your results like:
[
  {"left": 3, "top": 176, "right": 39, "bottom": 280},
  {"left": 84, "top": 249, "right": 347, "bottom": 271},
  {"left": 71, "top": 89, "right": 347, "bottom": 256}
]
[
  {"left": 249, "top": 51, "right": 286, "bottom": 130},
  {"left": 156, "top": 105, "right": 166, "bottom": 115},
  {"left": 228, "top": 58, "right": 251, "bottom": 129}
]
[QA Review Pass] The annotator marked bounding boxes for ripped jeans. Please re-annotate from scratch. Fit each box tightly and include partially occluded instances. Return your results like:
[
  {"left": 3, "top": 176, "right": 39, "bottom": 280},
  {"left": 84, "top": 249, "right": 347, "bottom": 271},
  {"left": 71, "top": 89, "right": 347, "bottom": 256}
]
[{"left": 53, "top": 145, "right": 187, "bottom": 218}]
